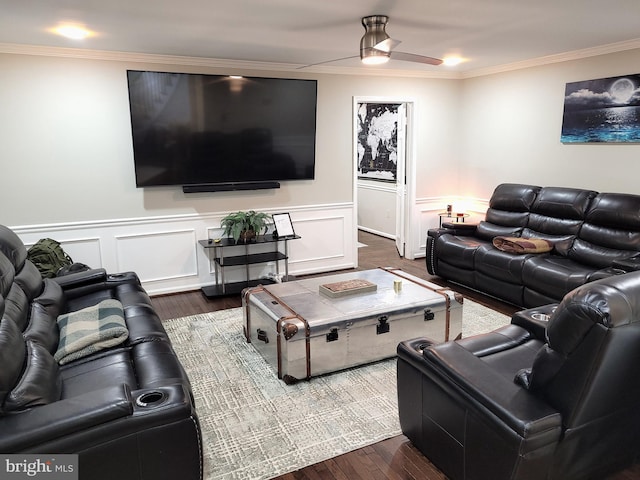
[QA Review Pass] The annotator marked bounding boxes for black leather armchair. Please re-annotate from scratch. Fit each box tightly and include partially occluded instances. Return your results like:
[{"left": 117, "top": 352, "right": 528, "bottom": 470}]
[
  {"left": 0, "top": 225, "right": 202, "bottom": 480},
  {"left": 397, "top": 271, "right": 640, "bottom": 479}
]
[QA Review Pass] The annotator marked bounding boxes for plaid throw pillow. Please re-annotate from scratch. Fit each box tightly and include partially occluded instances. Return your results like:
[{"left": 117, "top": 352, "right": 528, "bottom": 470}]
[{"left": 55, "top": 299, "right": 129, "bottom": 365}]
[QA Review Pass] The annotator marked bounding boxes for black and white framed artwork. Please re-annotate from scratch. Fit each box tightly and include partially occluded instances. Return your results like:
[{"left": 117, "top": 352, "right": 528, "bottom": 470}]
[{"left": 356, "top": 103, "right": 401, "bottom": 182}]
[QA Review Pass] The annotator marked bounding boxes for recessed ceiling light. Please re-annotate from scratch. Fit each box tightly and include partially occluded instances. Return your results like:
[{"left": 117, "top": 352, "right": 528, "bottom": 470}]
[
  {"left": 51, "top": 24, "right": 93, "bottom": 40},
  {"left": 442, "top": 56, "right": 464, "bottom": 66}
]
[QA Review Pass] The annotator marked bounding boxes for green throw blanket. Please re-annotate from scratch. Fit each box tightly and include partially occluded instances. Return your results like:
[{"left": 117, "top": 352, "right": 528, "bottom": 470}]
[{"left": 55, "top": 299, "right": 129, "bottom": 365}]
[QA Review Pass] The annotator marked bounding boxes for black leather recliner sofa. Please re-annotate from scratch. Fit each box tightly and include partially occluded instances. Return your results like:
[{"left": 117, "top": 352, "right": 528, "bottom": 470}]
[
  {"left": 0, "top": 225, "right": 202, "bottom": 480},
  {"left": 427, "top": 183, "right": 640, "bottom": 307},
  {"left": 397, "top": 271, "right": 640, "bottom": 480}
]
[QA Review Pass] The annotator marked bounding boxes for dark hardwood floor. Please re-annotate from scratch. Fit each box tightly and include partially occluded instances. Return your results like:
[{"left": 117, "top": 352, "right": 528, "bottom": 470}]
[{"left": 150, "top": 231, "right": 640, "bottom": 480}]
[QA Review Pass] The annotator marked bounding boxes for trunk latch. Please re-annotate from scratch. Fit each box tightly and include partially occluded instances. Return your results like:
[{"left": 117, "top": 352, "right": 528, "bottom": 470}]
[
  {"left": 257, "top": 328, "right": 269, "bottom": 343},
  {"left": 326, "top": 328, "right": 339, "bottom": 342},
  {"left": 377, "top": 315, "right": 390, "bottom": 334}
]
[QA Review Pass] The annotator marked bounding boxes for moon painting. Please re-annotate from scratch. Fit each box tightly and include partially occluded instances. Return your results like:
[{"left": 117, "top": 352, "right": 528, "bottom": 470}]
[{"left": 561, "top": 73, "right": 640, "bottom": 143}]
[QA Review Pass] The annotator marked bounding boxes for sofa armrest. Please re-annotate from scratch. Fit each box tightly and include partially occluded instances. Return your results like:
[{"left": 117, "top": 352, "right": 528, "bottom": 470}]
[
  {"left": 53, "top": 268, "right": 108, "bottom": 290},
  {"left": 511, "top": 304, "right": 559, "bottom": 341},
  {"left": 398, "top": 339, "right": 561, "bottom": 437},
  {"left": 56, "top": 271, "right": 141, "bottom": 301},
  {"left": 441, "top": 222, "right": 478, "bottom": 235},
  {"left": 0, "top": 384, "right": 133, "bottom": 452},
  {"left": 428, "top": 223, "right": 478, "bottom": 239}
]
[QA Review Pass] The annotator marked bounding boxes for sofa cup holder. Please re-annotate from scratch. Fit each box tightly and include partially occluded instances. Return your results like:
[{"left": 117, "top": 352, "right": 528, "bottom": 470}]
[{"left": 135, "top": 390, "right": 167, "bottom": 408}]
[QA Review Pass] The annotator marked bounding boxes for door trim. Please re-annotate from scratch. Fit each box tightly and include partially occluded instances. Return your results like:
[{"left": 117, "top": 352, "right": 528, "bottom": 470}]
[{"left": 352, "top": 96, "right": 418, "bottom": 263}]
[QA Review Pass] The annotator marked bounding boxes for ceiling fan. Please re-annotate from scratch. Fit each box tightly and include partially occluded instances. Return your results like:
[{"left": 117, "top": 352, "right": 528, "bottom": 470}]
[
  {"left": 299, "top": 15, "right": 442, "bottom": 69},
  {"left": 360, "top": 15, "right": 442, "bottom": 66}
]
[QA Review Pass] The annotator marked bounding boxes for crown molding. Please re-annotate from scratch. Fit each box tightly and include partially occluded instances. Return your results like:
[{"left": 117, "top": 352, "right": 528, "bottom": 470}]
[
  {"left": 2, "top": 38, "right": 640, "bottom": 80},
  {"left": 0, "top": 43, "right": 300, "bottom": 71},
  {"left": 461, "top": 38, "right": 640, "bottom": 79},
  {"left": 0, "top": 42, "right": 461, "bottom": 79}
]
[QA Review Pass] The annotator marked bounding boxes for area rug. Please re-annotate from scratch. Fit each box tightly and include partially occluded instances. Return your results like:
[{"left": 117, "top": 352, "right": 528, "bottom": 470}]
[{"left": 163, "top": 299, "right": 510, "bottom": 480}]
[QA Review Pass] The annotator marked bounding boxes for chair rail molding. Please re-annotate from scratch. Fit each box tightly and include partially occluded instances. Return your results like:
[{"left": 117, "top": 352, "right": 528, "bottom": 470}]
[{"left": 12, "top": 203, "right": 355, "bottom": 295}]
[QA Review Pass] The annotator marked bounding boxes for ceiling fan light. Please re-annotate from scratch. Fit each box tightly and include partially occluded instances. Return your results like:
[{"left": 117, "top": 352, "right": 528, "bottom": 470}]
[{"left": 361, "top": 52, "right": 390, "bottom": 65}]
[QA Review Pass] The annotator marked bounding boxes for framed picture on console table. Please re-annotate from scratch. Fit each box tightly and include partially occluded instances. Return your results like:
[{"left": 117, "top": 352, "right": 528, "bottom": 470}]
[{"left": 272, "top": 213, "right": 295, "bottom": 238}]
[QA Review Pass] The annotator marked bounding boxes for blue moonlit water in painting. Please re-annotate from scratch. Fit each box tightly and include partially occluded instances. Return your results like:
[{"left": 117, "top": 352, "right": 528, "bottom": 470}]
[{"left": 561, "top": 74, "right": 640, "bottom": 143}]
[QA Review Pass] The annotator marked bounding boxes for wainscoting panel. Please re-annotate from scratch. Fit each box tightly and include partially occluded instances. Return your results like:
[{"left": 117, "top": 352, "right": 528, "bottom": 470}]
[
  {"left": 23, "top": 236, "right": 103, "bottom": 269},
  {"left": 285, "top": 212, "right": 355, "bottom": 275},
  {"left": 115, "top": 229, "right": 198, "bottom": 284},
  {"left": 357, "top": 181, "right": 396, "bottom": 238},
  {"left": 12, "top": 203, "right": 356, "bottom": 296}
]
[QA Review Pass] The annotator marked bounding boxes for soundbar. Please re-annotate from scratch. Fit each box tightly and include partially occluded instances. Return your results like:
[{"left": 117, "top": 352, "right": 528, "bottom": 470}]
[{"left": 182, "top": 181, "right": 281, "bottom": 193}]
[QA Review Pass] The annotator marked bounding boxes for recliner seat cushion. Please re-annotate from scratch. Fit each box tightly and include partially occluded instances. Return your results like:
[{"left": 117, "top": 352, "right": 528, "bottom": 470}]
[
  {"left": 434, "top": 234, "right": 488, "bottom": 269},
  {"left": 522, "top": 255, "right": 597, "bottom": 300},
  {"left": 475, "top": 245, "right": 532, "bottom": 284},
  {"left": 60, "top": 351, "right": 138, "bottom": 399}
]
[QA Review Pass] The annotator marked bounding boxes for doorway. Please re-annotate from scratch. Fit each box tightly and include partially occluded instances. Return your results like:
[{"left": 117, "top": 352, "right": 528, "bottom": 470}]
[{"left": 353, "top": 97, "right": 415, "bottom": 261}]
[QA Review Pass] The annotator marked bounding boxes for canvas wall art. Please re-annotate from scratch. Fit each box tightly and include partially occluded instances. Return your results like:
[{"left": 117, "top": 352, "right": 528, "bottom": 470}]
[
  {"left": 356, "top": 103, "right": 400, "bottom": 182},
  {"left": 561, "top": 73, "right": 640, "bottom": 143}
]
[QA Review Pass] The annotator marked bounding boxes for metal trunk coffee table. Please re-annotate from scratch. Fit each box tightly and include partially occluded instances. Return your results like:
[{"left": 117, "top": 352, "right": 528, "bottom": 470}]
[{"left": 243, "top": 267, "right": 463, "bottom": 383}]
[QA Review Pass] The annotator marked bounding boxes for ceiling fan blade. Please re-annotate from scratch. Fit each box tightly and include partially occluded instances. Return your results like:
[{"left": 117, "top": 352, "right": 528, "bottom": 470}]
[
  {"left": 389, "top": 51, "right": 443, "bottom": 65},
  {"left": 296, "top": 54, "right": 360, "bottom": 69},
  {"left": 373, "top": 37, "right": 401, "bottom": 53}
]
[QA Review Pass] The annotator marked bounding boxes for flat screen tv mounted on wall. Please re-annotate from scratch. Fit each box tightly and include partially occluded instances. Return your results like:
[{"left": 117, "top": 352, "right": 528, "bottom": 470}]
[{"left": 126, "top": 70, "right": 318, "bottom": 192}]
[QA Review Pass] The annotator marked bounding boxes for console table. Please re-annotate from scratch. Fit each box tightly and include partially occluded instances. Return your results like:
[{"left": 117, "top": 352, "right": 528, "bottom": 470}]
[{"left": 198, "top": 234, "right": 300, "bottom": 297}]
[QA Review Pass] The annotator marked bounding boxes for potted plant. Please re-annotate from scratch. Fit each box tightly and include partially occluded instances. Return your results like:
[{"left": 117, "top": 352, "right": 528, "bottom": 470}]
[{"left": 220, "top": 210, "right": 272, "bottom": 243}]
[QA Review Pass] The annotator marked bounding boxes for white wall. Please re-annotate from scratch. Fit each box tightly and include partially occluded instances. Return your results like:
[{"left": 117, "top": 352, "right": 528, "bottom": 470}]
[
  {"left": 0, "top": 53, "right": 462, "bottom": 228},
  {"left": 459, "top": 48, "right": 640, "bottom": 199},
  {"left": 357, "top": 181, "right": 396, "bottom": 238},
  {"left": 4, "top": 45, "right": 638, "bottom": 294},
  {"left": 0, "top": 49, "right": 461, "bottom": 293}
]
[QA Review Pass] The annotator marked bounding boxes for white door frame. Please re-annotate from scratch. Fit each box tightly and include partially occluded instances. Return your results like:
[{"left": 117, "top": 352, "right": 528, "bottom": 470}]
[
  {"left": 352, "top": 96, "right": 418, "bottom": 264},
  {"left": 394, "top": 103, "right": 407, "bottom": 257}
]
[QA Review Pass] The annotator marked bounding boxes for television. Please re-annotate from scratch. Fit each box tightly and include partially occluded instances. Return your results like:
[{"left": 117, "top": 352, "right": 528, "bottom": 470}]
[{"left": 126, "top": 70, "right": 317, "bottom": 191}]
